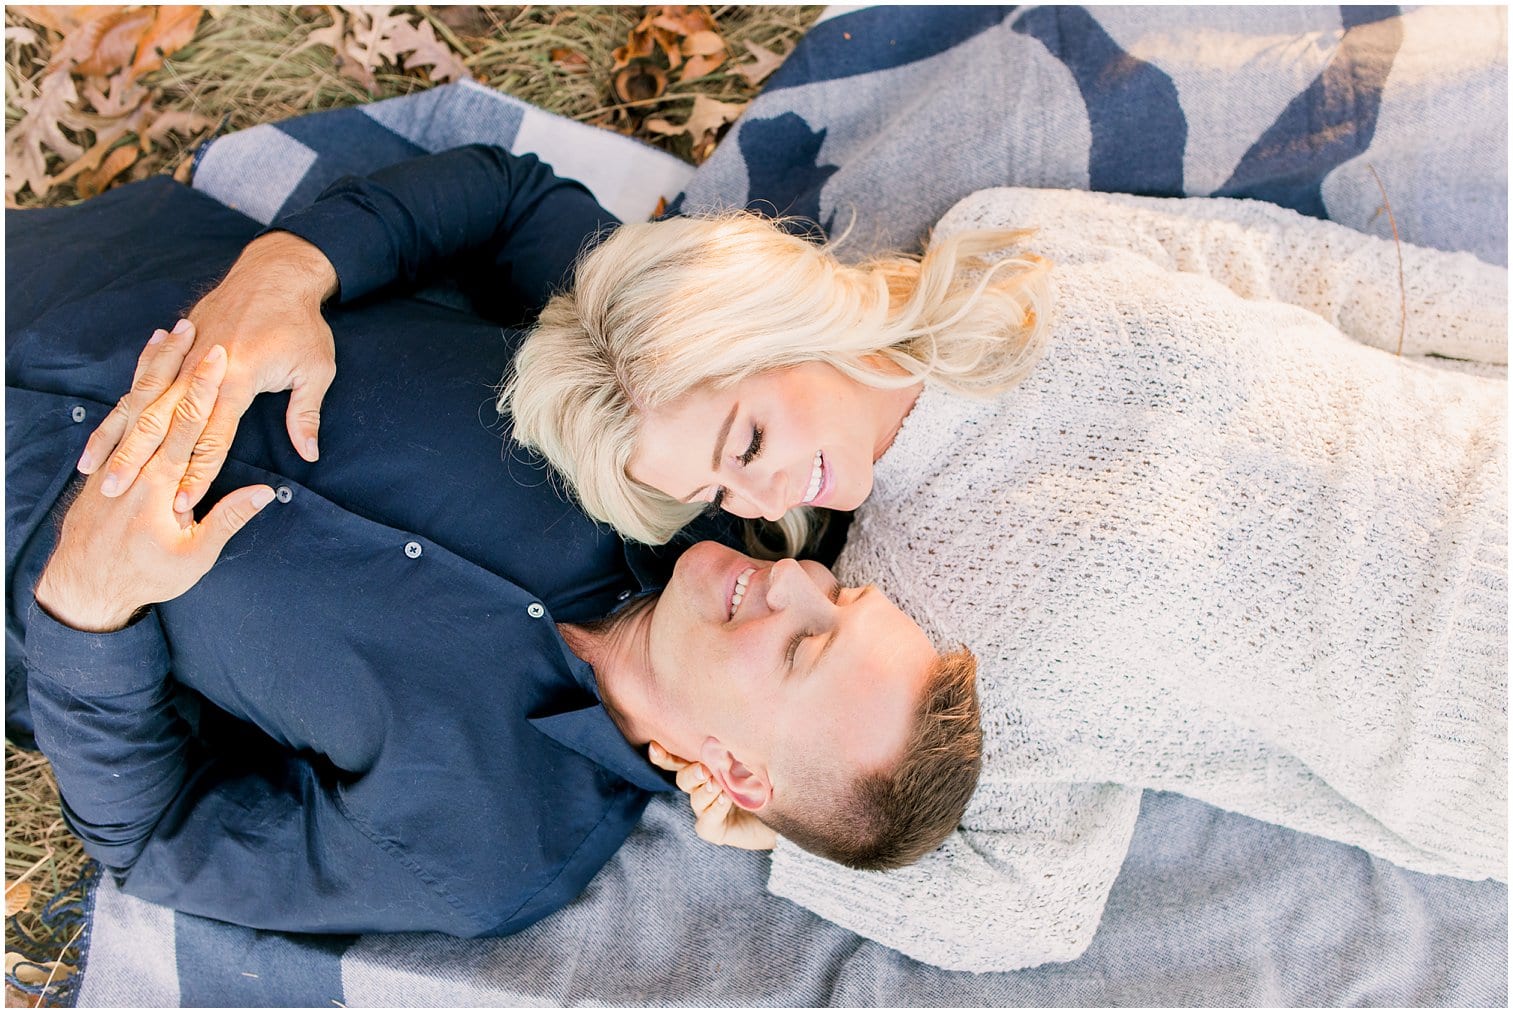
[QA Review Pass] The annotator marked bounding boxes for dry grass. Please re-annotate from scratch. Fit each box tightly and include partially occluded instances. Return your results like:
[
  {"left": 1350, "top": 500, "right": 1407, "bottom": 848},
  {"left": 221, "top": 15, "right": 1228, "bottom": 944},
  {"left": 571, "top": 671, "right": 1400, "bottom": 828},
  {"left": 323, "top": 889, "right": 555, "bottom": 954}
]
[
  {"left": 7, "top": 4, "right": 821, "bottom": 207},
  {"left": 4, "top": 4, "right": 820, "bottom": 998}
]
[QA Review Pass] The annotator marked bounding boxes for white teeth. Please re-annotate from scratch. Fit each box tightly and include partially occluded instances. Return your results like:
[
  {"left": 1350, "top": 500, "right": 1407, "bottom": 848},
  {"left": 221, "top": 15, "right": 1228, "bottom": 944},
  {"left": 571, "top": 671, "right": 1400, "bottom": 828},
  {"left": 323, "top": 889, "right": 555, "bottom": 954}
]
[
  {"left": 801, "top": 451, "right": 824, "bottom": 504},
  {"left": 729, "top": 567, "right": 756, "bottom": 618}
]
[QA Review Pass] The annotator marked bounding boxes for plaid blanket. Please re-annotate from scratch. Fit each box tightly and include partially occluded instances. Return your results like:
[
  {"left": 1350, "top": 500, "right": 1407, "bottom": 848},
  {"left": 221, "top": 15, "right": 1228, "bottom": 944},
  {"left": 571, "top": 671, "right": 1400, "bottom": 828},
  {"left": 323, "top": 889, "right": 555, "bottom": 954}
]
[{"left": 60, "top": 5, "right": 1508, "bottom": 1006}]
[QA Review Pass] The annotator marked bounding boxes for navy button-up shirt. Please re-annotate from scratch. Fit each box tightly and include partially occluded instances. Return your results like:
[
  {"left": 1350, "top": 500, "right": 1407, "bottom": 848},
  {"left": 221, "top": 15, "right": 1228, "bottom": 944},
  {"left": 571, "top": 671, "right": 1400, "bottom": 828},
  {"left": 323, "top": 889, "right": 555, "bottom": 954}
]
[{"left": 5, "top": 149, "right": 721, "bottom": 937}]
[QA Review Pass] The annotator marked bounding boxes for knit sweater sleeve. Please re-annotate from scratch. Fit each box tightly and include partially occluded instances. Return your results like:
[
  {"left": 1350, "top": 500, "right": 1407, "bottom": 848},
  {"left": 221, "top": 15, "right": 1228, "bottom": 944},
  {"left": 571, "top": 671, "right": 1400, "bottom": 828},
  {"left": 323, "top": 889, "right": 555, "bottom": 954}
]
[
  {"left": 766, "top": 782, "right": 1143, "bottom": 972},
  {"left": 937, "top": 187, "right": 1507, "bottom": 365}
]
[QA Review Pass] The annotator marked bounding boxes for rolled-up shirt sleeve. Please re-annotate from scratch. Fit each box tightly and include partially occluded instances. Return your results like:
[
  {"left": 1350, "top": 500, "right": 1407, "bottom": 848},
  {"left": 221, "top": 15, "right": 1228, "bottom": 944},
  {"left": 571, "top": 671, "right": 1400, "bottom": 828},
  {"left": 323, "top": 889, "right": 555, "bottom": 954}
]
[{"left": 270, "top": 144, "right": 621, "bottom": 314}]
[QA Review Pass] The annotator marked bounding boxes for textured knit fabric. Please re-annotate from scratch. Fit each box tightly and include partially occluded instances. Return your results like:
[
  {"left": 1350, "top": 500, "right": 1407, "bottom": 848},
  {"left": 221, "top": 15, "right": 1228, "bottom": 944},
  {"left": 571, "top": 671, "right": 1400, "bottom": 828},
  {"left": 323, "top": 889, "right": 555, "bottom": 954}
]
[{"left": 766, "top": 188, "right": 1509, "bottom": 973}]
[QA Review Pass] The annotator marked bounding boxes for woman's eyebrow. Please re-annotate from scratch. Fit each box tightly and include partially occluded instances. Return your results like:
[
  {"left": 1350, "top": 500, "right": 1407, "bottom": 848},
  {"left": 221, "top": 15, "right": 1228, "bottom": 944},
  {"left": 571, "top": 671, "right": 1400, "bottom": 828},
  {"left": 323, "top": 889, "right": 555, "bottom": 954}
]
[
  {"left": 677, "top": 402, "right": 741, "bottom": 503},
  {"left": 710, "top": 402, "right": 739, "bottom": 470}
]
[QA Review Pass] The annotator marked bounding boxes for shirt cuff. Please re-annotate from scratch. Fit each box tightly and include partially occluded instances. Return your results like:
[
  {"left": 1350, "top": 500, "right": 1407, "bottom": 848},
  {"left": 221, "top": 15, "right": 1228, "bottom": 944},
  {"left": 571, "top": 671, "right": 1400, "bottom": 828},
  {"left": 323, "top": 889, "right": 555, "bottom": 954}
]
[
  {"left": 264, "top": 195, "right": 395, "bottom": 305},
  {"left": 25, "top": 600, "right": 170, "bottom": 697}
]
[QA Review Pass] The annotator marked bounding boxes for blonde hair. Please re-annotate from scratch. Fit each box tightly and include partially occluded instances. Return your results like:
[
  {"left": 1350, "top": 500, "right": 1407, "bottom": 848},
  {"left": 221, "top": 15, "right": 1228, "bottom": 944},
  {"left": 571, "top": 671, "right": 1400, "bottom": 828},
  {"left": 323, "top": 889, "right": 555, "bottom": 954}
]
[{"left": 500, "top": 210, "right": 1050, "bottom": 555}]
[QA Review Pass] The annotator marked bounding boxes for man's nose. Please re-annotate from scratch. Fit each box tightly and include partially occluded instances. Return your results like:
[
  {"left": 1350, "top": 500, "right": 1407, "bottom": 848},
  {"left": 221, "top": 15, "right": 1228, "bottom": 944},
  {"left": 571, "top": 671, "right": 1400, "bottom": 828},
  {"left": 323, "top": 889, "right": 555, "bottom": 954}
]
[{"left": 764, "top": 558, "right": 826, "bottom": 615}]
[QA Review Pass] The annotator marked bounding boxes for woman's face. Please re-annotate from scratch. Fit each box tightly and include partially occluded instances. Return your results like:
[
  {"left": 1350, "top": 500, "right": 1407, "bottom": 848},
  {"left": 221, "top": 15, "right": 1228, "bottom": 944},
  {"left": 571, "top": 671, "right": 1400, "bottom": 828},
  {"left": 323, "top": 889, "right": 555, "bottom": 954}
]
[{"left": 628, "top": 362, "right": 883, "bottom": 521}]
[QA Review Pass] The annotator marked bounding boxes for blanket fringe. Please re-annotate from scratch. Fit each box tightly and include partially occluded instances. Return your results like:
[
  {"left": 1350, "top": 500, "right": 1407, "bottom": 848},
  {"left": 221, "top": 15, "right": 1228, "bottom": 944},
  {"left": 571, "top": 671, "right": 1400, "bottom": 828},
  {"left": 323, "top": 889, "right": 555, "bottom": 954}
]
[{"left": 5, "top": 861, "right": 99, "bottom": 1008}]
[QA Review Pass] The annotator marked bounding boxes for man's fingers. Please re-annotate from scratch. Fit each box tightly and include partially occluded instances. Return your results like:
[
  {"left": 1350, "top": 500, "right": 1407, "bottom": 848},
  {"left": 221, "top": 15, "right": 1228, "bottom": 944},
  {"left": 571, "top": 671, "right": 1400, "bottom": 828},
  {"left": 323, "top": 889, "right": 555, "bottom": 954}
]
[
  {"left": 81, "top": 324, "right": 193, "bottom": 479},
  {"left": 694, "top": 793, "right": 736, "bottom": 843},
  {"left": 194, "top": 483, "right": 276, "bottom": 560},
  {"left": 689, "top": 778, "right": 722, "bottom": 814},
  {"left": 173, "top": 387, "right": 253, "bottom": 512},
  {"left": 675, "top": 762, "right": 711, "bottom": 795},
  {"left": 158, "top": 346, "right": 228, "bottom": 472},
  {"left": 285, "top": 368, "right": 334, "bottom": 463}
]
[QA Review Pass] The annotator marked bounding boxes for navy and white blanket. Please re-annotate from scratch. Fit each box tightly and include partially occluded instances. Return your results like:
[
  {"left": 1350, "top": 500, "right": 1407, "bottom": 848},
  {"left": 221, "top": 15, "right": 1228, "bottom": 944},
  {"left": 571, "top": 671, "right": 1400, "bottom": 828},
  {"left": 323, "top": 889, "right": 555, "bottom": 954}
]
[{"left": 65, "top": 5, "right": 1507, "bottom": 1006}]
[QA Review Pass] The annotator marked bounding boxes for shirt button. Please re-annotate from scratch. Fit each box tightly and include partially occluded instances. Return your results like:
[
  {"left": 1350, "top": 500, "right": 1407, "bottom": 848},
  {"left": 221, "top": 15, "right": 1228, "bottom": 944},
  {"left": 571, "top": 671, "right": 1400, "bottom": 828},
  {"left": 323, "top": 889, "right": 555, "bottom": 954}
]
[
  {"left": 527, "top": 602, "right": 545, "bottom": 618},
  {"left": 70, "top": 405, "right": 87, "bottom": 423},
  {"left": 617, "top": 589, "right": 633, "bottom": 601},
  {"left": 404, "top": 541, "right": 423, "bottom": 559},
  {"left": 274, "top": 485, "right": 293, "bottom": 504}
]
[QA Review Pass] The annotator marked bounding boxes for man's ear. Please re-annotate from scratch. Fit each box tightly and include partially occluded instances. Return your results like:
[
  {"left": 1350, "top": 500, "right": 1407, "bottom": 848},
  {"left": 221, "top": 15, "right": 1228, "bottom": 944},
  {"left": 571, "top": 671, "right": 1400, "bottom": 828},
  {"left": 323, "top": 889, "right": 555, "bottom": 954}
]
[{"left": 698, "top": 737, "right": 772, "bottom": 811}]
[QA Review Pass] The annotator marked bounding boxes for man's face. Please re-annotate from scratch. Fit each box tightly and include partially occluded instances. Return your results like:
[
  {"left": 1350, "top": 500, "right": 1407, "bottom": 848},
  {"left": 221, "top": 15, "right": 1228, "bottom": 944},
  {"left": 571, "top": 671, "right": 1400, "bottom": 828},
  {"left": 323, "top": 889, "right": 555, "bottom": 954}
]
[{"left": 642, "top": 541, "right": 938, "bottom": 810}]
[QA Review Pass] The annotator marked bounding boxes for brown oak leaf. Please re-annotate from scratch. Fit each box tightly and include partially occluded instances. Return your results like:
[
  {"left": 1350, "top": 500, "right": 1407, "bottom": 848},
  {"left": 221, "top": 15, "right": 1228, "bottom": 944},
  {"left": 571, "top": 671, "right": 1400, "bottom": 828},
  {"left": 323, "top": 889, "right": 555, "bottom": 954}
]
[
  {"left": 129, "top": 6, "right": 203, "bottom": 78},
  {"left": 69, "top": 7, "right": 156, "bottom": 78},
  {"left": 9, "top": 6, "right": 114, "bottom": 36},
  {"left": 549, "top": 47, "right": 589, "bottom": 73},
  {"left": 77, "top": 142, "right": 138, "bottom": 198},
  {"left": 684, "top": 94, "right": 746, "bottom": 161},
  {"left": 733, "top": 40, "right": 785, "bottom": 87},
  {"left": 650, "top": 6, "right": 717, "bottom": 38},
  {"left": 679, "top": 52, "right": 724, "bottom": 81},
  {"left": 5, "top": 68, "right": 85, "bottom": 199},
  {"left": 388, "top": 17, "right": 470, "bottom": 83}
]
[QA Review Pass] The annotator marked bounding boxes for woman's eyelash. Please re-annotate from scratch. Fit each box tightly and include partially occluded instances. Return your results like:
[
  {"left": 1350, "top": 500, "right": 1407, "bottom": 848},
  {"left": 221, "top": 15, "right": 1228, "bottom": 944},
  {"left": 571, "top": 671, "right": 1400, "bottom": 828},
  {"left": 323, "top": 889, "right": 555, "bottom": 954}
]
[
  {"left": 739, "top": 426, "right": 764, "bottom": 466},
  {"left": 786, "top": 633, "right": 804, "bottom": 665},
  {"left": 830, "top": 582, "right": 843, "bottom": 603}
]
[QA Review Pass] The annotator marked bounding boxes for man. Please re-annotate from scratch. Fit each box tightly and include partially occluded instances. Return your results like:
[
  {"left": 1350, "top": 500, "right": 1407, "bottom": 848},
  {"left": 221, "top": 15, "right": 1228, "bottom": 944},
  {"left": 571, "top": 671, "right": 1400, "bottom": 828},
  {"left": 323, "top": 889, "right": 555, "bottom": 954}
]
[{"left": 5, "top": 154, "right": 981, "bottom": 938}]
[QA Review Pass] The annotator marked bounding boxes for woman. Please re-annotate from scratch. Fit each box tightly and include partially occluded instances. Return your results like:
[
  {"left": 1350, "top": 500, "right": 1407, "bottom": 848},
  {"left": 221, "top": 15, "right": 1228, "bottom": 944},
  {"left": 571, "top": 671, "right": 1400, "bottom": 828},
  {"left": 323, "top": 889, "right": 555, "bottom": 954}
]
[{"left": 502, "top": 186, "right": 1508, "bottom": 970}]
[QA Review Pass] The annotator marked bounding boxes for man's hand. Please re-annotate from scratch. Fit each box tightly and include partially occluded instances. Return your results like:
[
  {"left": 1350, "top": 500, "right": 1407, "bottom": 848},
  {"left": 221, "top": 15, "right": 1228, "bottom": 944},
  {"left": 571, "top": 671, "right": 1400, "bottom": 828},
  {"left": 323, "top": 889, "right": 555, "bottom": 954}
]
[
  {"left": 35, "top": 340, "right": 277, "bottom": 634},
  {"left": 77, "top": 231, "right": 339, "bottom": 509},
  {"left": 648, "top": 741, "right": 778, "bottom": 851}
]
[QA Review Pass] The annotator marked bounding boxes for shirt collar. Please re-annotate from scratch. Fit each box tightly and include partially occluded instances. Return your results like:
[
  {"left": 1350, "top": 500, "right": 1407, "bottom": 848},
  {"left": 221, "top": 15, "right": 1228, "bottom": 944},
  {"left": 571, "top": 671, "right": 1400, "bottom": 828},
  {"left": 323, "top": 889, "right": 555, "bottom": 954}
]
[
  {"left": 533, "top": 636, "right": 674, "bottom": 794},
  {"left": 528, "top": 705, "right": 673, "bottom": 794}
]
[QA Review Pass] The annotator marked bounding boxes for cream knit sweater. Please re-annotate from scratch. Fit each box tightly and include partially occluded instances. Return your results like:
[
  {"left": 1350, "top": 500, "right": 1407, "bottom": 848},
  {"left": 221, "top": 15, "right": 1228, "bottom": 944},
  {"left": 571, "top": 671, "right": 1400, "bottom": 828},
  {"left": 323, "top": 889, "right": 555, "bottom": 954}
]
[{"left": 767, "top": 188, "right": 1508, "bottom": 973}]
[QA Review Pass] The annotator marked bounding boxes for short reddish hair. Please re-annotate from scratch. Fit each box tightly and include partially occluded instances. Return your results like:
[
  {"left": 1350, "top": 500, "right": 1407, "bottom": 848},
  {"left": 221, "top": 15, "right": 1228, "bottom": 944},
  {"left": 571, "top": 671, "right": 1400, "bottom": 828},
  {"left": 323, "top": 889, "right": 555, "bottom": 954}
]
[{"left": 763, "top": 647, "right": 983, "bottom": 870}]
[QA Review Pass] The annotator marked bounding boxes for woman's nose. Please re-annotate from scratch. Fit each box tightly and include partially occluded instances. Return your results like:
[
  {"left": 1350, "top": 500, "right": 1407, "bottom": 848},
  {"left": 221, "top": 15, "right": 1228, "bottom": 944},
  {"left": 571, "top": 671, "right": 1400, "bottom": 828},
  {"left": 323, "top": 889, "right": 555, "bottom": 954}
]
[{"left": 751, "top": 470, "right": 790, "bottom": 521}]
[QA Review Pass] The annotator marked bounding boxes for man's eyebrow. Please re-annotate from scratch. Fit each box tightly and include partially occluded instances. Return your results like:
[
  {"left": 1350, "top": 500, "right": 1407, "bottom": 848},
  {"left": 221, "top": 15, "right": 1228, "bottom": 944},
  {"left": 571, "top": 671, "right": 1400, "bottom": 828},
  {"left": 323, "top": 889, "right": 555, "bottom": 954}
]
[{"left": 679, "top": 401, "right": 740, "bottom": 503}]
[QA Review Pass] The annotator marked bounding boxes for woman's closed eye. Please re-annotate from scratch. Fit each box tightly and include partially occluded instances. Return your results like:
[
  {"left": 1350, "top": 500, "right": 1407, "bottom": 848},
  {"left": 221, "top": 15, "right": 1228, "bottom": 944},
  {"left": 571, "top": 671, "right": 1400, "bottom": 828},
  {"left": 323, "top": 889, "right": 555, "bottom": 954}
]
[
  {"left": 706, "top": 426, "right": 765, "bottom": 513},
  {"left": 738, "top": 425, "right": 764, "bottom": 466}
]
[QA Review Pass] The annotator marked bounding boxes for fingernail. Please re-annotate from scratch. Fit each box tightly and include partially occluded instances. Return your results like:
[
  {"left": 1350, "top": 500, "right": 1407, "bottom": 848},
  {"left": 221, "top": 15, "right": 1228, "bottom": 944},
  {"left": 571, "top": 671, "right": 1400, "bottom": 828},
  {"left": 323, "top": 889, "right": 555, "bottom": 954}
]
[
  {"left": 304, "top": 438, "right": 319, "bottom": 461},
  {"left": 148, "top": 329, "right": 167, "bottom": 345},
  {"left": 101, "top": 474, "right": 118, "bottom": 496},
  {"left": 77, "top": 449, "right": 96, "bottom": 473},
  {"left": 251, "top": 487, "right": 276, "bottom": 508},
  {"left": 204, "top": 345, "right": 225, "bottom": 364},
  {"left": 172, "top": 318, "right": 193, "bottom": 335},
  {"left": 174, "top": 492, "right": 189, "bottom": 513}
]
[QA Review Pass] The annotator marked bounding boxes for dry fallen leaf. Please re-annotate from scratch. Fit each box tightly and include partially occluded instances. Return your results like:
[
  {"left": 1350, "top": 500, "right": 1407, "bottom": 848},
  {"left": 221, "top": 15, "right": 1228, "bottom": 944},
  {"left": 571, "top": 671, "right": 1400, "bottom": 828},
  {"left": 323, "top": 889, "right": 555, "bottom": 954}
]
[
  {"left": 129, "top": 5, "right": 202, "bottom": 78},
  {"left": 5, "top": 881, "right": 32, "bottom": 918},
  {"left": 679, "top": 52, "right": 723, "bottom": 81},
  {"left": 650, "top": 5, "right": 718, "bottom": 38},
  {"left": 5, "top": 68, "right": 85, "bottom": 198},
  {"left": 680, "top": 29, "right": 724, "bottom": 57},
  {"left": 642, "top": 117, "right": 684, "bottom": 136},
  {"left": 651, "top": 94, "right": 747, "bottom": 162},
  {"left": 4, "top": 949, "right": 73, "bottom": 988},
  {"left": 77, "top": 142, "right": 138, "bottom": 197},
  {"left": 734, "top": 40, "right": 785, "bottom": 87},
  {"left": 9, "top": 5, "right": 115, "bottom": 37},
  {"left": 388, "top": 17, "right": 470, "bottom": 83},
  {"left": 610, "top": 22, "right": 655, "bottom": 72},
  {"left": 549, "top": 47, "right": 589, "bottom": 73},
  {"left": 68, "top": 7, "right": 155, "bottom": 78}
]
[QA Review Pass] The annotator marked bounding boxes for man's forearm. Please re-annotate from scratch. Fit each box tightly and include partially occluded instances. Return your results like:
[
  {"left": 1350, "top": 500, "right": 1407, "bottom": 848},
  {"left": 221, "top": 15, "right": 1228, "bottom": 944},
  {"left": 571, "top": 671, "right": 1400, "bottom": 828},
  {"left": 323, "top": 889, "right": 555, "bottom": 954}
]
[{"left": 226, "top": 231, "right": 340, "bottom": 307}]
